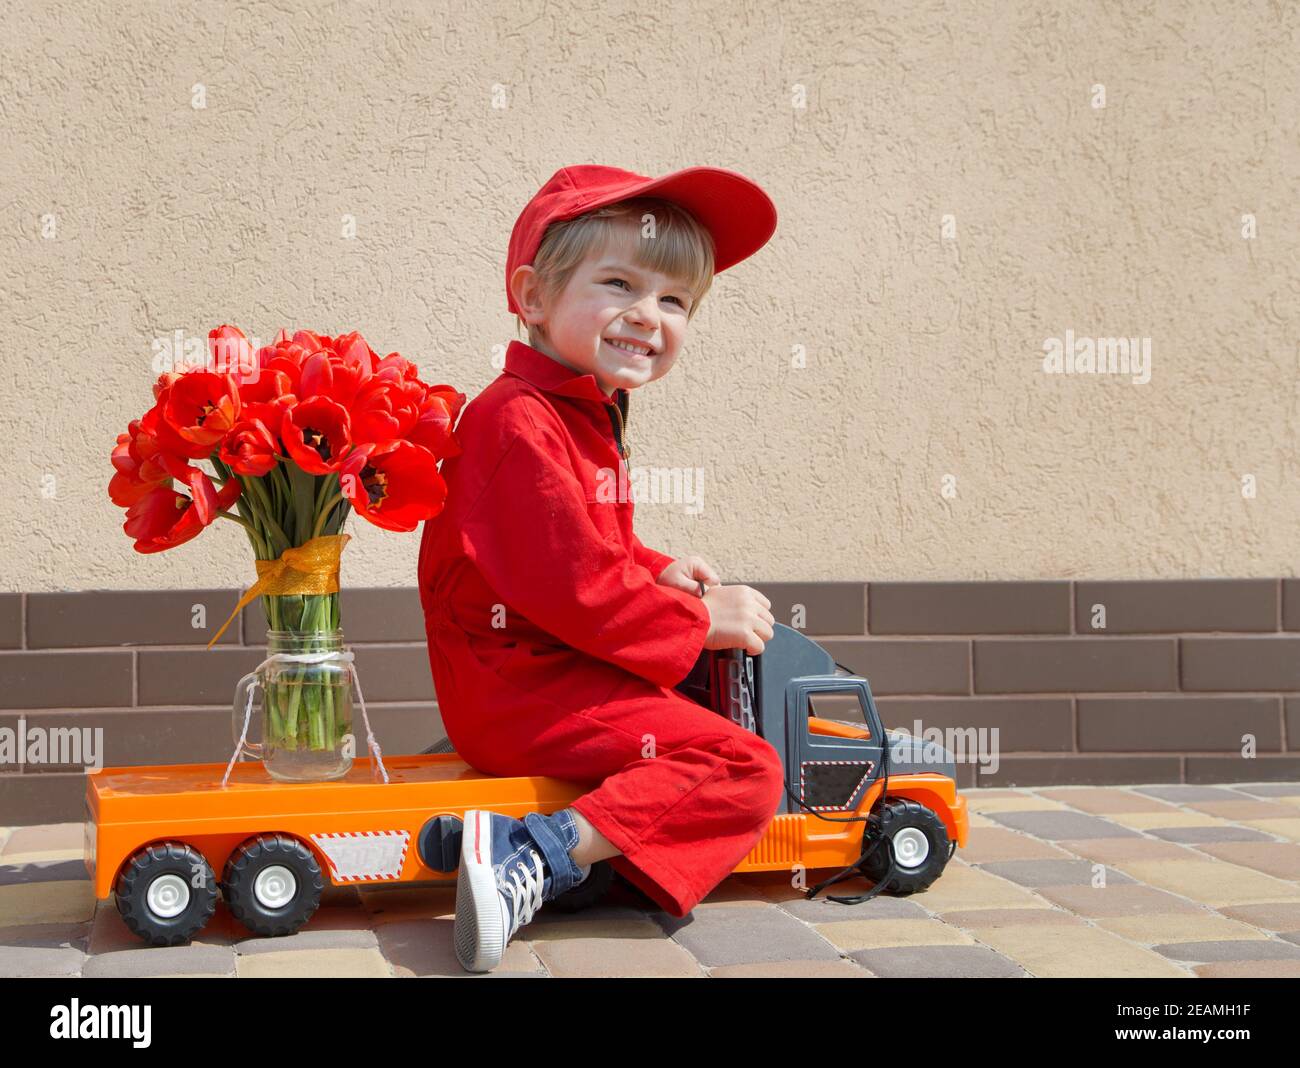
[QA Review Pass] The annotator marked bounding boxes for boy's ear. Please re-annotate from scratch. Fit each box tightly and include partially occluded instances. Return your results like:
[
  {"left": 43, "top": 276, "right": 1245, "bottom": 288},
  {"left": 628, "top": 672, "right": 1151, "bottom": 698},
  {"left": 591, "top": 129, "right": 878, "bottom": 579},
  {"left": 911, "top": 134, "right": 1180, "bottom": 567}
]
[{"left": 510, "top": 264, "right": 545, "bottom": 326}]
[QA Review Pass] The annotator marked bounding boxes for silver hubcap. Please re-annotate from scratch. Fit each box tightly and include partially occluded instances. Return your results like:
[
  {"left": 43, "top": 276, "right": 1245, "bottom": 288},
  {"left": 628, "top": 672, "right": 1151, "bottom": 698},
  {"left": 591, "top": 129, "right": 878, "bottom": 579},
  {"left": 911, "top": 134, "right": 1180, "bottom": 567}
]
[
  {"left": 253, "top": 865, "right": 297, "bottom": 909},
  {"left": 891, "top": 827, "right": 931, "bottom": 869},
  {"left": 146, "top": 874, "right": 190, "bottom": 918}
]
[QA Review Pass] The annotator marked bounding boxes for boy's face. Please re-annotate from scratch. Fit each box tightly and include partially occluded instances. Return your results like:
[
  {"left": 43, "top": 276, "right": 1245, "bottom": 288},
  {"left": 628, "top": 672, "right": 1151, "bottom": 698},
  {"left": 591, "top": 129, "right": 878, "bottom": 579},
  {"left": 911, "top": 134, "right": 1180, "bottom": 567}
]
[{"left": 520, "top": 227, "right": 695, "bottom": 396}]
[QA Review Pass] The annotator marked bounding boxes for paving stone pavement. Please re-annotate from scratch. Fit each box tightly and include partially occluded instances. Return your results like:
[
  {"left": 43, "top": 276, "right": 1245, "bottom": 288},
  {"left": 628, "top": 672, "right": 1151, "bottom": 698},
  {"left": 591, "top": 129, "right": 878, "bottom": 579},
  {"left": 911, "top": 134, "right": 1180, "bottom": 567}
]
[{"left": 4, "top": 782, "right": 1300, "bottom": 978}]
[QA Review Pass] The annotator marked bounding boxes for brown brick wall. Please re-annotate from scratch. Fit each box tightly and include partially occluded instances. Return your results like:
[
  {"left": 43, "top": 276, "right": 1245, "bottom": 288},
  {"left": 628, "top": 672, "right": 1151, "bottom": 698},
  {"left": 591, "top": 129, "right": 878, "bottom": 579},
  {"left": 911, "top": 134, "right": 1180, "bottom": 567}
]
[
  {"left": 0, "top": 588, "right": 444, "bottom": 825},
  {"left": 1, "top": 580, "right": 1298, "bottom": 825}
]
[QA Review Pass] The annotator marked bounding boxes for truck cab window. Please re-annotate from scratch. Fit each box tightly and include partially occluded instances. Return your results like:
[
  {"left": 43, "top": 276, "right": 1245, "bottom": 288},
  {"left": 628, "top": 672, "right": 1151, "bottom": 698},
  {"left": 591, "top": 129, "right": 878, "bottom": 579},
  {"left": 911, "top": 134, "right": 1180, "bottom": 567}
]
[{"left": 806, "top": 689, "right": 872, "bottom": 740}]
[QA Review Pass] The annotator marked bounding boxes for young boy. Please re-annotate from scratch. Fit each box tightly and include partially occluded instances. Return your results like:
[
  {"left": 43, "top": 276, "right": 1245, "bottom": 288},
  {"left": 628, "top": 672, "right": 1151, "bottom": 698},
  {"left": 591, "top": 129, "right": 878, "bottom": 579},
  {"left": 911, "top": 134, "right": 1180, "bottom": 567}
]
[{"left": 417, "top": 164, "right": 782, "bottom": 972}]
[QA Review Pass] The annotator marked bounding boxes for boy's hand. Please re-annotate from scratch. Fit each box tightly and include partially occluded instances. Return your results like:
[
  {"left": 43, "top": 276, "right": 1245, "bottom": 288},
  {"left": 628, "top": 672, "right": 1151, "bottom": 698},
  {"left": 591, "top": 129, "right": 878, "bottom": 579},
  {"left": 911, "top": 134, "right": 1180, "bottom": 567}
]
[
  {"left": 656, "top": 555, "right": 721, "bottom": 596},
  {"left": 701, "top": 585, "right": 775, "bottom": 656}
]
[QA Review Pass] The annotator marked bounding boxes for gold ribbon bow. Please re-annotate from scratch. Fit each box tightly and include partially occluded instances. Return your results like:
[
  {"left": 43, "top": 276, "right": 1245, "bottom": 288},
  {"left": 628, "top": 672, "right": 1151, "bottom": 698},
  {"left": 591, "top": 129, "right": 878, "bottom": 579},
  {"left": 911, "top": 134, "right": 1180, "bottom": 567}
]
[{"left": 207, "top": 533, "right": 351, "bottom": 648}]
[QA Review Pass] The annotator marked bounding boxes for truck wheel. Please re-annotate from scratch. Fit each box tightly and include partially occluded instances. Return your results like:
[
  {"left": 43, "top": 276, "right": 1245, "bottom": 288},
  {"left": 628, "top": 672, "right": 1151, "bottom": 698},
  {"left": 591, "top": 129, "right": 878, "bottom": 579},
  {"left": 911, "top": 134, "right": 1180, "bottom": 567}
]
[
  {"left": 417, "top": 813, "right": 463, "bottom": 873},
  {"left": 222, "top": 834, "right": 324, "bottom": 937},
  {"left": 860, "top": 799, "right": 950, "bottom": 894},
  {"left": 547, "top": 860, "right": 614, "bottom": 912},
  {"left": 115, "top": 842, "right": 218, "bottom": 946}
]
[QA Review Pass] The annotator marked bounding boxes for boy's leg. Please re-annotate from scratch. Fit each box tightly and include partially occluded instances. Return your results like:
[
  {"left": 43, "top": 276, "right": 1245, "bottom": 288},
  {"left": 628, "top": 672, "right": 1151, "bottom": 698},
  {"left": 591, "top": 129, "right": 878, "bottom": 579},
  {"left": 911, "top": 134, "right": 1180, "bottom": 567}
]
[
  {"left": 567, "top": 706, "right": 785, "bottom": 918},
  {"left": 459, "top": 677, "right": 786, "bottom": 919},
  {"left": 569, "top": 809, "right": 619, "bottom": 867}
]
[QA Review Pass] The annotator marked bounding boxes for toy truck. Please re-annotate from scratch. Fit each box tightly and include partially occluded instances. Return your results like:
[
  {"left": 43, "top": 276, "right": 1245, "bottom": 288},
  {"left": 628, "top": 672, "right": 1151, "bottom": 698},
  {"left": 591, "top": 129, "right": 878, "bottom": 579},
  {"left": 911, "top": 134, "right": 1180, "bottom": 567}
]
[{"left": 84, "top": 623, "right": 968, "bottom": 945}]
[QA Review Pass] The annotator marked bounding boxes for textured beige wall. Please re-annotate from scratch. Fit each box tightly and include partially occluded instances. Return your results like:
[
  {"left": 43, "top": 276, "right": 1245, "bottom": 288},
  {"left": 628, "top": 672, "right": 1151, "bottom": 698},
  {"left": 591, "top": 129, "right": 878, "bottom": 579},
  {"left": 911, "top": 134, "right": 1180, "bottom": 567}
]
[{"left": 2, "top": 1, "right": 1297, "bottom": 593}]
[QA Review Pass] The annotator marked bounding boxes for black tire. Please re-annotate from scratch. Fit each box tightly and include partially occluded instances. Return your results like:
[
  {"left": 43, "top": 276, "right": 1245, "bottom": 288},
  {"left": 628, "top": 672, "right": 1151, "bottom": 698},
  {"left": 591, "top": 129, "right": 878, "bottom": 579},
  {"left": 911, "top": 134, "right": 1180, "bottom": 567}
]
[
  {"left": 860, "top": 798, "right": 951, "bottom": 894},
  {"left": 114, "top": 841, "right": 218, "bottom": 946},
  {"left": 547, "top": 859, "right": 614, "bottom": 912},
  {"left": 221, "top": 834, "right": 324, "bottom": 937}
]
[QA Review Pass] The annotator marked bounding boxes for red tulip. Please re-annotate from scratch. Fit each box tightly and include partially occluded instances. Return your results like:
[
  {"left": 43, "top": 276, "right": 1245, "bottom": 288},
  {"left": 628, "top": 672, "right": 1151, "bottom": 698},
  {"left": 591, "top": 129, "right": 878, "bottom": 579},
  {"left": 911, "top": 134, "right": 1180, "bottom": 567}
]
[
  {"left": 328, "top": 331, "right": 379, "bottom": 373},
  {"left": 299, "top": 348, "right": 372, "bottom": 408},
  {"left": 163, "top": 370, "right": 242, "bottom": 452},
  {"left": 349, "top": 377, "right": 422, "bottom": 446},
  {"left": 239, "top": 366, "right": 293, "bottom": 406},
  {"left": 252, "top": 330, "right": 322, "bottom": 395},
  {"left": 123, "top": 476, "right": 242, "bottom": 554},
  {"left": 242, "top": 395, "right": 294, "bottom": 439},
  {"left": 136, "top": 395, "right": 210, "bottom": 461},
  {"left": 409, "top": 383, "right": 465, "bottom": 459},
  {"left": 291, "top": 329, "right": 329, "bottom": 352},
  {"left": 258, "top": 346, "right": 306, "bottom": 394},
  {"left": 283, "top": 396, "right": 353, "bottom": 474},
  {"left": 110, "top": 420, "right": 173, "bottom": 506},
  {"left": 339, "top": 439, "right": 447, "bottom": 533},
  {"left": 152, "top": 371, "right": 182, "bottom": 402},
  {"left": 207, "top": 324, "right": 257, "bottom": 380},
  {"left": 114, "top": 323, "right": 463, "bottom": 557},
  {"left": 370, "top": 352, "right": 415, "bottom": 384},
  {"left": 219, "top": 417, "right": 279, "bottom": 476}
]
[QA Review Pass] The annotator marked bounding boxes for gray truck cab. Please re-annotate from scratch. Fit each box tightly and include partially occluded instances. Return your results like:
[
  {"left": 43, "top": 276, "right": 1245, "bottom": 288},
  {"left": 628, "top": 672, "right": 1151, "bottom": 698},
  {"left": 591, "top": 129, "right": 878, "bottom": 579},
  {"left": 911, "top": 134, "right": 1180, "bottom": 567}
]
[{"left": 676, "top": 623, "right": 957, "bottom": 816}]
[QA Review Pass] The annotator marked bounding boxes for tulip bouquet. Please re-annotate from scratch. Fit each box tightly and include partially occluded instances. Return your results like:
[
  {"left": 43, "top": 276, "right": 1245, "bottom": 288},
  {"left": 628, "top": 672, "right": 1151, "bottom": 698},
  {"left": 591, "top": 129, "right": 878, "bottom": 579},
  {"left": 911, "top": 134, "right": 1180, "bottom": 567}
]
[{"left": 108, "top": 325, "right": 465, "bottom": 777}]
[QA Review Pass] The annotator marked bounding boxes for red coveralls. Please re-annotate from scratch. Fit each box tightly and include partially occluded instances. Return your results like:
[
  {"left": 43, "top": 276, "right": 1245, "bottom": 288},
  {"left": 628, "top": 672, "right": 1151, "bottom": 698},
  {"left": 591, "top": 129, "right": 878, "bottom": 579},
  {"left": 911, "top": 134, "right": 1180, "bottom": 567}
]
[{"left": 417, "top": 339, "right": 785, "bottom": 917}]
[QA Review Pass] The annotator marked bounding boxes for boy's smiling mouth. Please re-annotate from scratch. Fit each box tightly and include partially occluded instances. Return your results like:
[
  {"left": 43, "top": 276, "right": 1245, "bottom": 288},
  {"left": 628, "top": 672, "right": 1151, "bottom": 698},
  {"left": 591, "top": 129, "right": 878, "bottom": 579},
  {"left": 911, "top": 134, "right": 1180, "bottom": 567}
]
[{"left": 603, "top": 337, "right": 656, "bottom": 358}]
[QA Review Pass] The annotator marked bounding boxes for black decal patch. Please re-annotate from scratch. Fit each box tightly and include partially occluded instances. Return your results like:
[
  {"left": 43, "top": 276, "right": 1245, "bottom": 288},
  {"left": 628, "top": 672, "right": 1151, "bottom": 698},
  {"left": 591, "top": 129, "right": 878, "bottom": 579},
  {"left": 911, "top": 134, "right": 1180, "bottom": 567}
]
[{"left": 800, "top": 761, "right": 874, "bottom": 811}]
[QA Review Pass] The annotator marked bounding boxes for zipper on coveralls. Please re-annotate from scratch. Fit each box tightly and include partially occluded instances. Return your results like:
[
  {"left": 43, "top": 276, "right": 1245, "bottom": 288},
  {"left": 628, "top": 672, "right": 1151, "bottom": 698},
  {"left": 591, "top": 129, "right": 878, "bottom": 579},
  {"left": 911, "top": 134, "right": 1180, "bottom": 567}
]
[{"left": 606, "top": 391, "right": 632, "bottom": 465}]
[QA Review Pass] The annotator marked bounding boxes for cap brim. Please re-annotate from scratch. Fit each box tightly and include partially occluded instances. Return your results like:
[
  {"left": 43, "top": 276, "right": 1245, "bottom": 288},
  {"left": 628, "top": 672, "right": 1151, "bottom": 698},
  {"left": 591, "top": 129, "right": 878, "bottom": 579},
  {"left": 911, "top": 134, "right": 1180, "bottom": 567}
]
[{"left": 593, "top": 166, "right": 777, "bottom": 274}]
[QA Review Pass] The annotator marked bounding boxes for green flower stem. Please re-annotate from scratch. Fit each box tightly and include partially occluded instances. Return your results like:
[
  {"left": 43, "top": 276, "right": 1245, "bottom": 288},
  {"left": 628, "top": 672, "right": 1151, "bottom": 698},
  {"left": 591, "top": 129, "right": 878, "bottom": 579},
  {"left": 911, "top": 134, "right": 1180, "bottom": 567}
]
[
  {"left": 243, "top": 475, "right": 290, "bottom": 557},
  {"left": 271, "top": 464, "right": 292, "bottom": 513},
  {"left": 312, "top": 492, "right": 344, "bottom": 538},
  {"left": 223, "top": 465, "right": 272, "bottom": 551},
  {"left": 223, "top": 472, "right": 271, "bottom": 559},
  {"left": 258, "top": 594, "right": 350, "bottom": 753},
  {"left": 267, "top": 685, "right": 285, "bottom": 746},
  {"left": 310, "top": 596, "right": 332, "bottom": 749},
  {"left": 287, "top": 464, "right": 315, "bottom": 546},
  {"left": 216, "top": 509, "right": 254, "bottom": 534},
  {"left": 312, "top": 596, "right": 331, "bottom": 750},
  {"left": 322, "top": 675, "right": 334, "bottom": 751},
  {"left": 313, "top": 471, "right": 333, "bottom": 515},
  {"left": 234, "top": 451, "right": 353, "bottom": 761},
  {"left": 329, "top": 499, "right": 352, "bottom": 536},
  {"left": 217, "top": 510, "right": 268, "bottom": 558}
]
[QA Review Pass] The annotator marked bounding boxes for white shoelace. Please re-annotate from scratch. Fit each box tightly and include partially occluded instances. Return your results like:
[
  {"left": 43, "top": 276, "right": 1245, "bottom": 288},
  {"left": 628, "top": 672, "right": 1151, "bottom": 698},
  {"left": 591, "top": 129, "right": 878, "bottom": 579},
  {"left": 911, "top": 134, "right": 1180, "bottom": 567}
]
[{"left": 503, "top": 848, "right": 547, "bottom": 936}]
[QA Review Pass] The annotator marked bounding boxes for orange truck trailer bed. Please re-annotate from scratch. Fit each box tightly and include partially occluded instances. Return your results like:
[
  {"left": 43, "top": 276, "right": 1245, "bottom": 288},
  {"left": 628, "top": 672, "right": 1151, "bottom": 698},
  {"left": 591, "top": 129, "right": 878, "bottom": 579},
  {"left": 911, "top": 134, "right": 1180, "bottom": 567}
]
[{"left": 84, "top": 754, "right": 967, "bottom": 900}]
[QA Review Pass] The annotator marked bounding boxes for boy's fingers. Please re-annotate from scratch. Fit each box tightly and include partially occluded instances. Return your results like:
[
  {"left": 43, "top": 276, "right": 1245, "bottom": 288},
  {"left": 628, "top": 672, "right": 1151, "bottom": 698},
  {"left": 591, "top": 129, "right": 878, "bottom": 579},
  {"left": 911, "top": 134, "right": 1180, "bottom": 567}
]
[{"left": 692, "top": 558, "right": 720, "bottom": 584}]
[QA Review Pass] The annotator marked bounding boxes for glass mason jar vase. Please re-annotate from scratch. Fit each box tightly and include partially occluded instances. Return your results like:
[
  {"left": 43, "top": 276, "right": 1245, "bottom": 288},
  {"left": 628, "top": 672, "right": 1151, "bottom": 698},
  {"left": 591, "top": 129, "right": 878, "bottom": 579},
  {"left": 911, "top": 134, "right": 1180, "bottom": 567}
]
[{"left": 232, "top": 629, "right": 356, "bottom": 783}]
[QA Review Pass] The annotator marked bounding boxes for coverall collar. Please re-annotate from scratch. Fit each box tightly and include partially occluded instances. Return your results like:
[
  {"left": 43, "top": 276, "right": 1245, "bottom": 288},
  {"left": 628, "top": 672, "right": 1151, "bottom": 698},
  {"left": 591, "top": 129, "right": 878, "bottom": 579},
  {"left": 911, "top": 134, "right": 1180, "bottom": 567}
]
[{"left": 504, "top": 339, "right": 626, "bottom": 412}]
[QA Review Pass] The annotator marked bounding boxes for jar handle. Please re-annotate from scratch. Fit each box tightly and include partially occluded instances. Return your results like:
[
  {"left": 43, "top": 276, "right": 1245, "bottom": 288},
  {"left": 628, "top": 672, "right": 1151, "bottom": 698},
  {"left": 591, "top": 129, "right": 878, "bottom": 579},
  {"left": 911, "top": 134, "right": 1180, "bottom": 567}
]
[{"left": 232, "top": 670, "right": 264, "bottom": 761}]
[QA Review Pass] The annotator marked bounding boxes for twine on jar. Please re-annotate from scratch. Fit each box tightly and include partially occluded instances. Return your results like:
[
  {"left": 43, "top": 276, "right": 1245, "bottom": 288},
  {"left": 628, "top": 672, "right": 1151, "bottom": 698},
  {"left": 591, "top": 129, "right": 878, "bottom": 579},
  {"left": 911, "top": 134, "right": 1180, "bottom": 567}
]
[{"left": 222, "top": 647, "right": 390, "bottom": 788}]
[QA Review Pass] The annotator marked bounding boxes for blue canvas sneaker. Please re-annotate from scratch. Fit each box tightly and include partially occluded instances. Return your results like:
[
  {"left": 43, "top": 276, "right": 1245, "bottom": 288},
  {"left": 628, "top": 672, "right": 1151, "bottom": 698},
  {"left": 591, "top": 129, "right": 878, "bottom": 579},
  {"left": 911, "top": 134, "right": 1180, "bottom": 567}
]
[{"left": 455, "top": 808, "right": 590, "bottom": 972}]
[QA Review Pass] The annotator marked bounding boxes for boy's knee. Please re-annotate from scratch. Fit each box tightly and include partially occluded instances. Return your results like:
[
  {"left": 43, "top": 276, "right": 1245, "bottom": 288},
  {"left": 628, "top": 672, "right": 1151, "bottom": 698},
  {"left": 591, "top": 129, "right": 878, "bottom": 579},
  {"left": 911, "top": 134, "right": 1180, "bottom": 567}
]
[{"left": 732, "top": 733, "right": 786, "bottom": 812}]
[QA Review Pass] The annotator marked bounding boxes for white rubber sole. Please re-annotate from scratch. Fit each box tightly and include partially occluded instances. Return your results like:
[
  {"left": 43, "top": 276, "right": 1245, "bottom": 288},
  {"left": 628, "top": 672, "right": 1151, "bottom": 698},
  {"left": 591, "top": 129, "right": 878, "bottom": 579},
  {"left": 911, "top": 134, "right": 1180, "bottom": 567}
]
[{"left": 454, "top": 810, "right": 507, "bottom": 972}]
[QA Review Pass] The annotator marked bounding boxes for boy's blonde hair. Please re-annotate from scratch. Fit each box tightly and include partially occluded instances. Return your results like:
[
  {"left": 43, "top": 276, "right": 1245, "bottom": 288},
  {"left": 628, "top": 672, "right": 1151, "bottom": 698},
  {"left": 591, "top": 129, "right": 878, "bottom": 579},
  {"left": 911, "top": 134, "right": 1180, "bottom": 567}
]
[{"left": 516, "top": 196, "right": 715, "bottom": 345}]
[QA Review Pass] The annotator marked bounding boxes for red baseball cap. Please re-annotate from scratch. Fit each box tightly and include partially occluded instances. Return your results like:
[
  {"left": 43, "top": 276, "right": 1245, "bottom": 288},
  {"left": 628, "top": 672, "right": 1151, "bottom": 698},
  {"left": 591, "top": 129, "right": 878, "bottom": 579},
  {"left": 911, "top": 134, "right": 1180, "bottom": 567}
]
[{"left": 505, "top": 164, "right": 778, "bottom": 315}]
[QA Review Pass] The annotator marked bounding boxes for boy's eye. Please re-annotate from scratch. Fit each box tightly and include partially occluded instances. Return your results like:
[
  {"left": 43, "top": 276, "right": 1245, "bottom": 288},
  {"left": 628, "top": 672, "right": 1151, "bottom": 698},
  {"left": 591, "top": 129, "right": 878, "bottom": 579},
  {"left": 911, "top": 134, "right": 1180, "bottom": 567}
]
[{"left": 602, "top": 277, "right": 688, "bottom": 308}]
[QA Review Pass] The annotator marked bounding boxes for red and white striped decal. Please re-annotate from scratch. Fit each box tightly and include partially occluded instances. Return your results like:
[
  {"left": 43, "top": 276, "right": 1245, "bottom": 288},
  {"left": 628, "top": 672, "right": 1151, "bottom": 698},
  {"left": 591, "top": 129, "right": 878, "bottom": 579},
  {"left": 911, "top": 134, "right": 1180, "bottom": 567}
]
[
  {"left": 799, "top": 760, "right": 875, "bottom": 812},
  {"left": 310, "top": 830, "right": 410, "bottom": 882}
]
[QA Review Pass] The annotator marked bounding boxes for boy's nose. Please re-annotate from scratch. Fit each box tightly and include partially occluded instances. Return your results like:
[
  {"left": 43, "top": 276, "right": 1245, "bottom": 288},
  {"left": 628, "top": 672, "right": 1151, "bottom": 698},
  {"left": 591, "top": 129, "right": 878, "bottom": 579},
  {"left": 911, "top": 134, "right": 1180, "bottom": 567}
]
[{"left": 623, "top": 297, "right": 658, "bottom": 328}]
